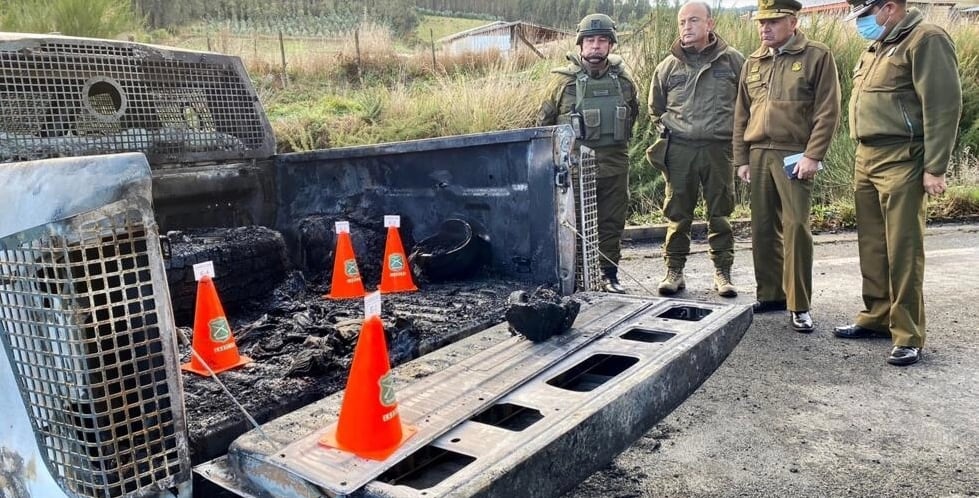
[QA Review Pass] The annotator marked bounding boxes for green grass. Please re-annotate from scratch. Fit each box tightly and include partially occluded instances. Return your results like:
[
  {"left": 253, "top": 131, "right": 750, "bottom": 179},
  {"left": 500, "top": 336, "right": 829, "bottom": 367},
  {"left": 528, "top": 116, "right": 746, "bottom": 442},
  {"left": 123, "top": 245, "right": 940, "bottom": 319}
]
[
  {"left": 413, "top": 14, "right": 493, "bottom": 45},
  {"left": 0, "top": 0, "right": 142, "bottom": 38}
]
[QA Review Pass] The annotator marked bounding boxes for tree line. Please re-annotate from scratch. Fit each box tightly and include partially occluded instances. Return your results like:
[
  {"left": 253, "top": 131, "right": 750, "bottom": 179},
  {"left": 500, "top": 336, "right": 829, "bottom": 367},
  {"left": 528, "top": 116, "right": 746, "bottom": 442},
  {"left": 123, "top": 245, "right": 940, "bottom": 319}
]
[
  {"left": 133, "top": 0, "right": 420, "bottom": 34},
  {"left": 131, "top": 0, "right": 651, "bottom": 34},
  {"left": 415, "top": 0, "right": 651, "bottom": 29}
]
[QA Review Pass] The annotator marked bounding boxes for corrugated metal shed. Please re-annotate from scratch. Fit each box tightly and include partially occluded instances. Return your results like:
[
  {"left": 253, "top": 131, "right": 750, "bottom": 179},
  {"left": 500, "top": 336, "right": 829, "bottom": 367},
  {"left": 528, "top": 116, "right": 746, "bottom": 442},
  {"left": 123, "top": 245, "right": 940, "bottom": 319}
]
[{"left": 438, "top": 21, "right": 571, "bottom": 56}]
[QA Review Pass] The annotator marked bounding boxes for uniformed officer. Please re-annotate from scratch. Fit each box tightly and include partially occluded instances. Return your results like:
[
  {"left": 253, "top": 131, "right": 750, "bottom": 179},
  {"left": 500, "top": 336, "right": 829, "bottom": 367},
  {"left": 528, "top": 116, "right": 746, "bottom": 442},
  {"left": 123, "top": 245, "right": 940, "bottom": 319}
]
[
  {"left": 733, "top": 0, "right": 841, "bottom": 332},
  {"left": 537, "top": 14, "right": 640, "bottom": 293},
  {"left": 648, "top": 1, "right": 745, "bottom": 298},
  {"left": 833, "top": 0, "right": 961, "bottom": 366}
]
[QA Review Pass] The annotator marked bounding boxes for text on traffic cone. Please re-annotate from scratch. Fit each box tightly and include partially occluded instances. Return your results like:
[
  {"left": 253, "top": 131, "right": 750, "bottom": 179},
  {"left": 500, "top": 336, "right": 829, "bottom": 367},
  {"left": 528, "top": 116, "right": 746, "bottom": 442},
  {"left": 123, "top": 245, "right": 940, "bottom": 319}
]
[
  {"left": 320, "top": 311, "right": 416, "bottom": 460},
  {"left": 182, "top": 275, "right": 252, "bottom": 376}
]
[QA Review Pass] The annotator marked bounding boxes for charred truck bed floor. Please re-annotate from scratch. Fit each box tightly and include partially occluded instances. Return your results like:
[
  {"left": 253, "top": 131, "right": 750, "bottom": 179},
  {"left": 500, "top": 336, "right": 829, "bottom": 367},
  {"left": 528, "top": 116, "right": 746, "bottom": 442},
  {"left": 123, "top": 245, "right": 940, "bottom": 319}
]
[{"left": 168, "top": 227, "right": 535, "bottom": 464}]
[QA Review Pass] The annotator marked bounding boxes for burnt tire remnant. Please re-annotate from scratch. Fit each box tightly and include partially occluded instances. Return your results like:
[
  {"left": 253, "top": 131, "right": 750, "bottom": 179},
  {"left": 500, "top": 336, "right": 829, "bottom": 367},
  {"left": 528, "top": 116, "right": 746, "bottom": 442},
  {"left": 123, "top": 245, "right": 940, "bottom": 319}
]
[
  {"left": 410, "top": 218, "right": 491, "bottom": 282},
  {"left": 505, "top": 287, "right": 581, "bottom": 342},
  {"left": 165, "top": 226, "right": 288, "bottom": 325}
]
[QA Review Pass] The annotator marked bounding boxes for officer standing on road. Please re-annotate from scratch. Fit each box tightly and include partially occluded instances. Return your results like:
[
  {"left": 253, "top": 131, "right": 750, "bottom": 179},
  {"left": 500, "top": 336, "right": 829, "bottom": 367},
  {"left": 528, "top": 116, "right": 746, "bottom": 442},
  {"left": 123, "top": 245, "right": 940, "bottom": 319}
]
[
  {"left": 538, "top": 14, "right": 640, "bottom": 293},
  {"left": 733, "top": 0, "right": 840, "bottom": 332},
  {"left": 648, "top": 1, "right": 745, "bottom": 298},
  {"left": 833, "top": 0, "right": 961, "bottom": 366}
]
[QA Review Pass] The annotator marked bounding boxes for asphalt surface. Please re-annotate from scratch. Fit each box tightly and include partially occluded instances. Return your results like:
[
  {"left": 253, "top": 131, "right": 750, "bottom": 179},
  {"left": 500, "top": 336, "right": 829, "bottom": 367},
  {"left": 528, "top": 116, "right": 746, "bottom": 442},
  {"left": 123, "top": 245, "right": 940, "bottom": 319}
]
[{"left": 568, "top": 223, "right": 979, "bottom": 498}]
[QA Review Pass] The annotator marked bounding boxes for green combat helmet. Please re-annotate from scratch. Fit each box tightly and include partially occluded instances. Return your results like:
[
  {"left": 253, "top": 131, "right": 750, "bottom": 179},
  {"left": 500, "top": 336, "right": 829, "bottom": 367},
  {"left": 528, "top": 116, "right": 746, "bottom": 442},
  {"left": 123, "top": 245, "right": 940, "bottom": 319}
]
[{"left": 576, "top": 13, "right": 618, "bottom": 45}]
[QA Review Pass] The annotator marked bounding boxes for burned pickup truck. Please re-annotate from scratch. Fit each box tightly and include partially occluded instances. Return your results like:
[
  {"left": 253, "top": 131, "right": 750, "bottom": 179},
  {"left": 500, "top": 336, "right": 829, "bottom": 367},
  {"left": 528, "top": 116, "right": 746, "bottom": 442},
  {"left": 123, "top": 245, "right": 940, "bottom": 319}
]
[{"left": 0, "top": 33, "right": 751, "bottom": 498}]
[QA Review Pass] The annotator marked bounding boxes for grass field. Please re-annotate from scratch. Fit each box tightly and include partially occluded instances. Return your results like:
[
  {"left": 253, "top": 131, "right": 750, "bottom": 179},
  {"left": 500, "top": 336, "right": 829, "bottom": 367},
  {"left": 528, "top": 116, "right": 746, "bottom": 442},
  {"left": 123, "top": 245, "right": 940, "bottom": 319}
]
[{"left": 413, "top": 14, "right": 491, "bottom": 44}]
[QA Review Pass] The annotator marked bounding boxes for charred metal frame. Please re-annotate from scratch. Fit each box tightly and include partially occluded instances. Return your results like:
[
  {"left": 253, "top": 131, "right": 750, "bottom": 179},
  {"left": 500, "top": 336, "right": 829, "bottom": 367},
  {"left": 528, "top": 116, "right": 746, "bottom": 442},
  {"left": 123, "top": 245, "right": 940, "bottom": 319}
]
[
  {"left": 0, "top": 154, "right": 191, "bottom": 498},
  {"left": 572, "top": 146, "right": 601, "bottom": 291},
  {"left": 197, "top": 294, "right": 752, "bottom": 498},
  {"left": 0, "top": 33, "right": 274, "bottom": 166}
]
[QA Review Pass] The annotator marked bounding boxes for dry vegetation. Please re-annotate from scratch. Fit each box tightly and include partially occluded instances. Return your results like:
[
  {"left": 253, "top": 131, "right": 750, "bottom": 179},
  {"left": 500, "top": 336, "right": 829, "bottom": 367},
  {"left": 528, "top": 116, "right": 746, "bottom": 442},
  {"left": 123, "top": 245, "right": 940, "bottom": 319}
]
[{"left": 154, "top": 11, "right": 979, "bottom": 225}]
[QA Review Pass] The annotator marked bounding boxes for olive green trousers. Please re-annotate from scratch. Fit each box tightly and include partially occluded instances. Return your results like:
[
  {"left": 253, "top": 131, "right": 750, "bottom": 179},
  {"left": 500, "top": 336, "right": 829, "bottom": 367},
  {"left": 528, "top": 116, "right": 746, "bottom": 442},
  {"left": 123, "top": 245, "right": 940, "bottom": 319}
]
[
  {"left": 749, "top": 148, "right": 813, "bottom": 312},
  {"left": 596, "top": 172, "right": 629, "bottom": 271},
  {"left": 853, "top": 142, "right": 927, "bottom": 348},
  {"left": 661, "top": 139, "right": 735, "bottom": 269}
]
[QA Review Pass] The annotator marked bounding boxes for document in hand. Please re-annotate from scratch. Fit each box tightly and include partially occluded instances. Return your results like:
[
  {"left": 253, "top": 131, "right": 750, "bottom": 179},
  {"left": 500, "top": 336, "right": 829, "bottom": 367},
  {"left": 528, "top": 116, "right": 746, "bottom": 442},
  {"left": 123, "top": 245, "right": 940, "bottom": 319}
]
[{"left": 783, "top": 152, "right": 823, "bottom": 180}]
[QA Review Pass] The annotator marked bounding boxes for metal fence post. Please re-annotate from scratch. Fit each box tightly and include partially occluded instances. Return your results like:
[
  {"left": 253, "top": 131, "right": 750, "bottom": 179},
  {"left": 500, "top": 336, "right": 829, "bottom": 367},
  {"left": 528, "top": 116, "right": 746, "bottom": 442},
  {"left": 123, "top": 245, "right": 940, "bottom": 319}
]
[
  {"left": 279, "top": 30, "right": 288, "bottom": 88},
  {"left": 430, "top": 28, "right": 437, "bottom": 72},
  {"left": 355, "top": 28, "right": 363, "bottom": 85}
]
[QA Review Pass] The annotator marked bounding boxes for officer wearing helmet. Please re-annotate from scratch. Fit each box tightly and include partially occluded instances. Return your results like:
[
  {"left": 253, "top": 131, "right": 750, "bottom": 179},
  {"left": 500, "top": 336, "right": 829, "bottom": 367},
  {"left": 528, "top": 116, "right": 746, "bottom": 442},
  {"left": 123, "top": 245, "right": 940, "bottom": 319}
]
[{"left": 537, "top": 13, "right": 640, "bottom": 293}]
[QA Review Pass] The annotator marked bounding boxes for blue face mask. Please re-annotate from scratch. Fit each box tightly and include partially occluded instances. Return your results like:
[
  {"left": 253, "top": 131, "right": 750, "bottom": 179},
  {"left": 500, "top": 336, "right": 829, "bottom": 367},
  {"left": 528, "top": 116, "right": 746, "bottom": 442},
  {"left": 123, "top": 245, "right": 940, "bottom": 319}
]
[{"left": 856, "top": 13, "right": 885, "bottom": 40}]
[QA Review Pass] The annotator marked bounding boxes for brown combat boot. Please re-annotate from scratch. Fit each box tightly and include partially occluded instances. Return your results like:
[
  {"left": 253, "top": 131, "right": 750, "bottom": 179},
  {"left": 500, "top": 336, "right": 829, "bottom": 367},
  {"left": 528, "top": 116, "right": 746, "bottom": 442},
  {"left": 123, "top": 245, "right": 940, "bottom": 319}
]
[
  {"left": 713, "top": 267, "right": 738, "bottom": 298},
  {"left": 657, "top": 267, "right": 685, "bottom": 296}
]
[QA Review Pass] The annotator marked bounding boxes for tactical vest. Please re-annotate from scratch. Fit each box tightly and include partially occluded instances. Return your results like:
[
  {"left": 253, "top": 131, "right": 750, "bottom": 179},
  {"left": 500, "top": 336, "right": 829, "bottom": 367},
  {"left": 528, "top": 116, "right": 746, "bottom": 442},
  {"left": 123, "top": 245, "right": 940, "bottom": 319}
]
[{"left": 557, "top": 67, "right": 630, "bottom": 148}]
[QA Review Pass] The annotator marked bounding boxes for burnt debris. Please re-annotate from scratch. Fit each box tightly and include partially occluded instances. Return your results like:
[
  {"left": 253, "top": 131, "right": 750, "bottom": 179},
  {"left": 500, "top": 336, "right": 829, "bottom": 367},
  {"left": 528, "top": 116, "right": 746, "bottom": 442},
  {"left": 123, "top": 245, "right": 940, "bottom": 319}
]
[
  {"left": 505, "top": 287, "right": 581, "bottom": 342},
  {"left": 165, "top": 226, "right": 288, "bottom": 325},
  {"left": 173, "top": 225, "right": 535, "bottom": 464}
]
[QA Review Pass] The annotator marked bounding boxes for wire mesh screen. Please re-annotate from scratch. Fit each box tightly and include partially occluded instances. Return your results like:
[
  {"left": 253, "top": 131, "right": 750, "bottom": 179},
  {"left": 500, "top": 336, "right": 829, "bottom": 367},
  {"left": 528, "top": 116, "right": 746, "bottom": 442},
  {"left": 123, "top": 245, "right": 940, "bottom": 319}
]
[
  {"left": 0, "top": 34, "right": 275, "bottom": 165},
  {"left": 573, "top": 147, "right": 602, "bottom": 291},
  {"left": 0, "top": 204, "right": 190, "bottom": 498}
]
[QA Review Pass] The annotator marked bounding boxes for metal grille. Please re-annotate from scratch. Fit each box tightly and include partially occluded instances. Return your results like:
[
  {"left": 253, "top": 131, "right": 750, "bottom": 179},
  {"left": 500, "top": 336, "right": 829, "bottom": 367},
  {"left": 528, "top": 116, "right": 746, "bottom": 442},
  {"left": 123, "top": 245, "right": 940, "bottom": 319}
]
[
  {"left": 573, "top": 146, "right": 602, "bottom": 291},
  {"left": 0, "top": 205, "right": 190, "bottom": 498},
  {"left": 0, "top": 34, "right": 275, "bottom": 165}
]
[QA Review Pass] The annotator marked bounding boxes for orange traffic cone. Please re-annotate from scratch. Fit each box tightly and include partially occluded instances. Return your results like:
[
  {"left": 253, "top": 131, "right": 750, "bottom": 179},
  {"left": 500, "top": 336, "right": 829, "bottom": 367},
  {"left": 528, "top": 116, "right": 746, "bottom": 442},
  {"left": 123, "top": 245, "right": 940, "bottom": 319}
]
[
  {"left": 379, "top": 225, "right": 417, "bottom": 294},
  {"left": 319, "top": 314, "right": 416, "bottom": 460},
  {"left": 182, "top": 275, "right": 252, "bottom": 376},
  {"left": 325, "top": 230, "right": 366, "bottom": 300}
]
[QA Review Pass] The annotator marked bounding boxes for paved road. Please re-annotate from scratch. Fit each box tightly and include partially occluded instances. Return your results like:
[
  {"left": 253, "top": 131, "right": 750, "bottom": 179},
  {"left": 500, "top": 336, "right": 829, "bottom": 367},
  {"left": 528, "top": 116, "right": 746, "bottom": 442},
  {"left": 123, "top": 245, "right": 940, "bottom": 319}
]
[{"left": 568, "top": 223, "right": 979, "bottom": 498}]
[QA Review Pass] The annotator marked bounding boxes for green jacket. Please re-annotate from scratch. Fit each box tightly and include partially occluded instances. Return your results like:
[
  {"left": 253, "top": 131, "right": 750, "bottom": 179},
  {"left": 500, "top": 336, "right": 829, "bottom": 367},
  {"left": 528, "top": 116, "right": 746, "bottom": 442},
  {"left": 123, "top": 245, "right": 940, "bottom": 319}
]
[
  {"left": 849, "top": 8, "right": 961, "bottom": 176},
  {"left": 537, "top": 53, "right": 640, "bottom": 177},
  {"left": 733, "top": 30, "right": 841, "bottom": 166},
  {"left": 649, "top": 33, "right": 745, "bottom": 142}
]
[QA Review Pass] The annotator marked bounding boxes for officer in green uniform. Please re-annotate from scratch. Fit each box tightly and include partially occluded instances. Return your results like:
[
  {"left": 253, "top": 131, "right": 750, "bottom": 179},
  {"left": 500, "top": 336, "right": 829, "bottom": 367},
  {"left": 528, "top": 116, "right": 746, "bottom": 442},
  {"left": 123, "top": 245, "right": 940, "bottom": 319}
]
[
  {"left": 537, "top": 14, "right": 640, "bottom": 293},
  {"left": 733, "top": 0, "right": 841, "bottom": 332},
  {"left": 833, "top": 0, "right": 961, "bottom": 366},
  {"left": 648, "top": 1, "right": 745, "bottom": 298}
]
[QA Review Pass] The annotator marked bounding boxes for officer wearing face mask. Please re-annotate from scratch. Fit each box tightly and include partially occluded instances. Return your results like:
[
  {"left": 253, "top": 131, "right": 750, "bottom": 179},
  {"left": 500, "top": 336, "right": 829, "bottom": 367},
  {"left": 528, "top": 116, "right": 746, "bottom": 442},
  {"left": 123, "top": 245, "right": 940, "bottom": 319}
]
[
  {"left": 538, "top": 14, "right": 640, "bottom": 293},
  {"left": 833, "top": 0, "right": 962, "bottom": 367}
]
